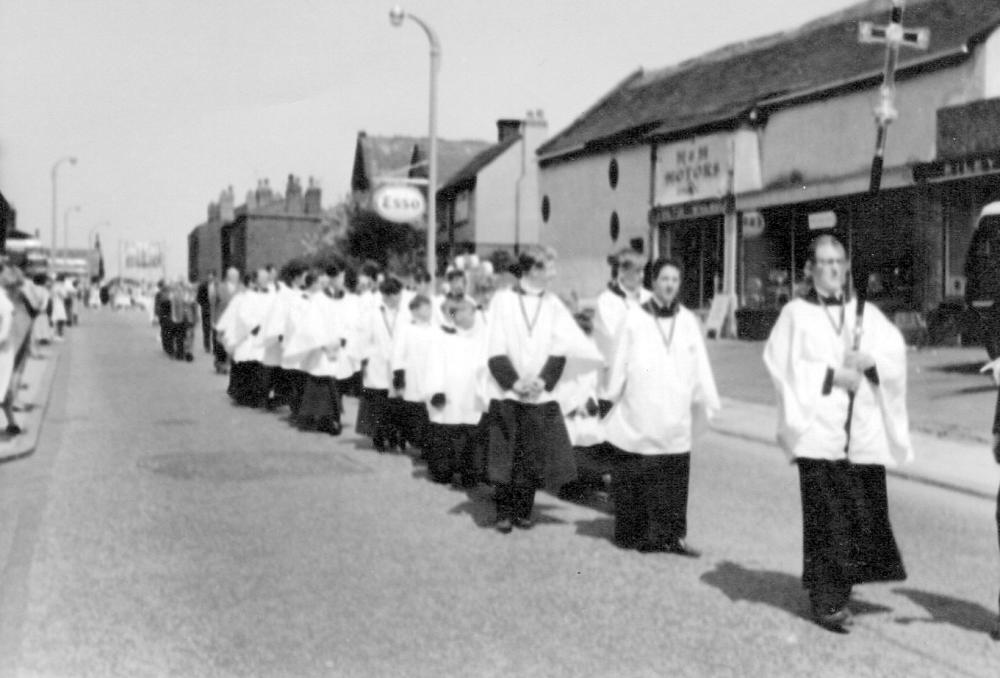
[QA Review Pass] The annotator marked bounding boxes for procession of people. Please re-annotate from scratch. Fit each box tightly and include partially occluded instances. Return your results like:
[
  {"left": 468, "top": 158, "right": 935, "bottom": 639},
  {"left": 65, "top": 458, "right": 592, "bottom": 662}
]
[{"left": 157, "top": 236, "right": 994, "bottom": 636}]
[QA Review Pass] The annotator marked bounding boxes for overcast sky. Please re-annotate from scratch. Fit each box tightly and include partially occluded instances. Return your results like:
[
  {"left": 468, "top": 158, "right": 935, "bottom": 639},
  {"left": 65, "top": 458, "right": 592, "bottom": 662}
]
[{"left": 0, "top": 0, "right": 868, "bottom": 276}]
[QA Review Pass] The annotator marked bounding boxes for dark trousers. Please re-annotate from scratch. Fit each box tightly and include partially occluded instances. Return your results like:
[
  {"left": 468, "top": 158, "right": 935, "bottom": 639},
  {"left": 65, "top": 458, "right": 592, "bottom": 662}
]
[
  {"left": 201, "top": 312, "right": 212, "bottom": 352},
  {"left": 611, "top": 449, "right": 690, "bottom": 549},
  {"left": 212, "top": 330, "right": 228, "bottom": 369},
  {"left": 426, "top": 423, "right": 479, "bottom": 484},
  {"left": 159, "top": 319, "right": 172, "bottom": 353},
  {"left": 397, "top": 400, "right": 429, "bottom": 450}
]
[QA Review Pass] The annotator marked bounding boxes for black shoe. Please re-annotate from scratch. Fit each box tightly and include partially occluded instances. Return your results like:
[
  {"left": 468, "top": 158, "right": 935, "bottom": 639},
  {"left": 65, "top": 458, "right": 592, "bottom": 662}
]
[
  {"left": 638, "top": 538, "right": 700, "bottom": 558},
  {"left": 494, "top": 518, "right": 513, "bottom": 534},
  {"left": 991, "top": 617, "right": 1000, "bottom": 641},
  {"left": 185, "top": 353, "right": 194, "bottom": 362},
  {"left": 5, "top": 424, "right": 22, "bottom": 436},
  {"left": 512, "top": 516, "right": 534, "bottom": 530},
  {"left": 373, "top": 438, "right": 387, "bottom": 453},
  {"left": 812, "top": 605, "right": 851, "bottom": 633}
]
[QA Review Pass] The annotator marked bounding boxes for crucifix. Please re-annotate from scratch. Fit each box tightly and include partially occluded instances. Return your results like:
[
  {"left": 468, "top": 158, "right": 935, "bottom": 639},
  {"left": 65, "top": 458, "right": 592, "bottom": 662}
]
[{"left": 846, "top": 0, "right": 929, "bottom": 432}]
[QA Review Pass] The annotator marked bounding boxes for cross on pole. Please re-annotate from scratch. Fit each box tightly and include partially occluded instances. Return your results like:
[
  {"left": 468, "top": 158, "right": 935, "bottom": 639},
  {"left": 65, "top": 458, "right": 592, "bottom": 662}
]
[
  {"left": 858, "top": 0, "right": 930, "bottom": 195},
  {"left": 845, "top": 0, "right": 929, "bottom": 439}
]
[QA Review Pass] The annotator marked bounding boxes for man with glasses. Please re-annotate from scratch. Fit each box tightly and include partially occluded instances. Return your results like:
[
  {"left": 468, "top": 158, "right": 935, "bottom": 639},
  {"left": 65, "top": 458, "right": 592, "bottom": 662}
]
[{"left": 764, "top": 234, "right": 913, "bottom": 633}]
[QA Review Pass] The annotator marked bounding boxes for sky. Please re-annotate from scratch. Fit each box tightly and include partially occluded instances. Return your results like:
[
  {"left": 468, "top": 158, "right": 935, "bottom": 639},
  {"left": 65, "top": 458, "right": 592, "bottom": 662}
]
[{"left": 0, "top": 0, "right": 868, "bottom": 277}]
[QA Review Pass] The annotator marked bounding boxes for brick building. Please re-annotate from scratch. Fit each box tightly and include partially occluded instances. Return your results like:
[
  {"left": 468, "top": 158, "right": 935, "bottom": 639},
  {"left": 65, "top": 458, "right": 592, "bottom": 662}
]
[{"left": 188, "top": 175, "right": 327, "bottom": 281}]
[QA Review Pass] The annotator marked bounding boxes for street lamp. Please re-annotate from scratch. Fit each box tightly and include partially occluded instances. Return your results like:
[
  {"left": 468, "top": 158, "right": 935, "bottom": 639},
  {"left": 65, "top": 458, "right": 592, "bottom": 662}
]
[
  {"left": 389, "top": 5, "right": 440, "bottom": 277},
  {"left": 51, "top": 155, "right": 78, "bottom": 268},
  {"left": 62, "top": 205, "right": 81, "bottom": 268}
]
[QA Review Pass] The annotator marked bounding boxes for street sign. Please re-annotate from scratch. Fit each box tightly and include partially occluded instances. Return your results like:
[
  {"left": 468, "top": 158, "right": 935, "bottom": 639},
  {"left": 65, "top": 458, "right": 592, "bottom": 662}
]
[
  {"left": 373, "top": 184, "right": 426, "bottom": 223},
  {"left": 808, "top": 211, "right": 838, "bottom": 230}
]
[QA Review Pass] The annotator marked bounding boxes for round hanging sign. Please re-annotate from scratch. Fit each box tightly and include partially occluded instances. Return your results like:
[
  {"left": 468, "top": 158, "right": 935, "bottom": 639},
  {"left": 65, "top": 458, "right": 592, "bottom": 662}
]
[{"left": 373, "top": 184, "right": 426, "bottom": 223}]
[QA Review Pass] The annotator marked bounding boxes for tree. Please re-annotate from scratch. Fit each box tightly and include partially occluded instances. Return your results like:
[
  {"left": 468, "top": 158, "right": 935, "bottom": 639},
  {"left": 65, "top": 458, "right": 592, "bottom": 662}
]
[{"left": 341, "top": 204, "right": 422, "bottom": 275}]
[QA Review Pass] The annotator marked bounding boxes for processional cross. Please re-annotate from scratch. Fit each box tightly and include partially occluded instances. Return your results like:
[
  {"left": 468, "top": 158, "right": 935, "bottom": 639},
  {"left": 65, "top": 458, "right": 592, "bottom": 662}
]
[{"left": 845, "top": 0, "right": 929, "bottom": 431}]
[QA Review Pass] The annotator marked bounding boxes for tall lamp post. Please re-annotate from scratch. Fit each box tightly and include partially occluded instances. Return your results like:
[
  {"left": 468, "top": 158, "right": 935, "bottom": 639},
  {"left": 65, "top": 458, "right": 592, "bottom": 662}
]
[
  {"left": 51, "top": 156, "right": 78, "bottom": 268},
  {"left": 62, "top": 205, "right": 81, "bottom": 270},
  {"left": 389, "top": 5, "right": 440, "bottom": 277}
]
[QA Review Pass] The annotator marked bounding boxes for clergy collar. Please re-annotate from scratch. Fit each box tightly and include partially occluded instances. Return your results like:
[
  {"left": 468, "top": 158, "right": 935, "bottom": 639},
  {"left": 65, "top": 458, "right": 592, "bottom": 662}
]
[
  {"left": 643, "top": 298, "right": 679, "bottom": 318},
  {"left": 805, "top": 288, "right": 846, "bottom": 306},
  {"left": 440, "top": 325, "right": 457, "bottom": 335}
]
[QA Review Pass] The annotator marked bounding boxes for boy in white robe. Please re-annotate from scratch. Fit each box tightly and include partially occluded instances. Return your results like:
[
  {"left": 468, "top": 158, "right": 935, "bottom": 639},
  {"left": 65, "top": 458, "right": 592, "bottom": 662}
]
[
  {"left": 390, "top": 294, "right": 435, "bottom": 453},
  {"left": 604, "top": 258, "right": 720, "bottom": 556},
  {"left": 288, "top": 268, "right": 346, "bottom": 435},
  {"left": 763, "top": 234, "right": 912, "bottom": 633},
  {"left": 424, "top": 298, "right": 488, "bottom": 485},
  {"left": 225, "top": 273, "right": 272, "bottom": 407},
  {"left": 484, "top": 246, "right": 603, "bottom": 533},
  {"left": 359, "top": 277, "right": 406, "bottom": 452},
  {"left": 260, "top": 261, "right": 307, "bottom": 413},
  {"left": 593, "top": 248, "right": 653, "bottom": 409}
]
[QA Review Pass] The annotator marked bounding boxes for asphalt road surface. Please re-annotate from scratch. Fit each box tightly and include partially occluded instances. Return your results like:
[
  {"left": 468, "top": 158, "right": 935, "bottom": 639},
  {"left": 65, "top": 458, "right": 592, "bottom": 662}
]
[{"left": 1, "top": 310, "right": 999, "bottom": 678}]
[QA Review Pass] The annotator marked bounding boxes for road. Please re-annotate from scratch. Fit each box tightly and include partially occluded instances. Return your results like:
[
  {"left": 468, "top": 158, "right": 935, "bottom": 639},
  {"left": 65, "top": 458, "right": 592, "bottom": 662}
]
[{"left": 1, "top": 310, "right": 999, "bottom": 678}]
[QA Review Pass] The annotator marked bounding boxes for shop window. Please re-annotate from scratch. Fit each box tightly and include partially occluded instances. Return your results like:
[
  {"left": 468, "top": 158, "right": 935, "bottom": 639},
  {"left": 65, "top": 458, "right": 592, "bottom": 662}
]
[
  {"left": 541, "top": 195, "right": 550, "bottom": 223},
  {"left": 609, "top": 211, "right": 620, "bottom": 242},
  {"left": 608, "top": 158, "right": 619, "bottom": 189}
]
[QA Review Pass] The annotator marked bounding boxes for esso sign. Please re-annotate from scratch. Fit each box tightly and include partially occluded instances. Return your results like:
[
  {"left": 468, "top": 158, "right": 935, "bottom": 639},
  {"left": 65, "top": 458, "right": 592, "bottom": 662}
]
[{"left": 373, "top": 184, "right": 426, "bottom": 223}]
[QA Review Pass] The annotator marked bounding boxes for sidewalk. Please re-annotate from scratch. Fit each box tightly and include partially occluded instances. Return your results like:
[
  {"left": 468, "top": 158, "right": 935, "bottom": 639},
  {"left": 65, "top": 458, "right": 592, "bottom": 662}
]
[
  {"left": 706, "top": 340, "right": 1000, "bottom": 499},
  {"left": 0, "top": 344, "right": 62, "bottom": 463}
]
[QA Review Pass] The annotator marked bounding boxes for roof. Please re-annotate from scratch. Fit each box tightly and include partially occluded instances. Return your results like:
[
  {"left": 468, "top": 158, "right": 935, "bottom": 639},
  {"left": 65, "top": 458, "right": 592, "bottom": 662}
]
[
  {"left": 437, "top": 134, "right": 522, "bottom": 198},
  {"left": 538, "top": 0, "right": 1000, "bottom": 160},
  {"left": 351, "top": 133, "right": 492, "bottom": 192}
]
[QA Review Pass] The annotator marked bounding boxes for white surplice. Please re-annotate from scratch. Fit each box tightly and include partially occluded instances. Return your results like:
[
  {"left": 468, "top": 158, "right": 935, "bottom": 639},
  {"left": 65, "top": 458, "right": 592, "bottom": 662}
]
[
  {"left": 762, "top": 297, "right": 913, "bottom": 467},
  {"left": 390, "top": 321, "right": 435, "bottom": 402},
  {"left": 423, "top": 322, "right": 489, "bottom": 426},
  {"left": 593, "top": 283, "right": 652, "bottom": 394},
  {"left": 603, "top": 304, "right": 720, "bottom": 455},
  {"left": 485, "top": 287, "right": 603, "bottom": 404}
]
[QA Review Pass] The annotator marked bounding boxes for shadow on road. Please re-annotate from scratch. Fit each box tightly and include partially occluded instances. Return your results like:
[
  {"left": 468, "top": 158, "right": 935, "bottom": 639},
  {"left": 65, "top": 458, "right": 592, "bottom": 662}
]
[
  {"left": 700, "top": 561, "right": 893, "bottom": 623},
  {"left": 574, "top": 517, "right": 615, "bottom": 544},
  {"left": 893, "top": 588, "right": 998, "bottom": 636}
]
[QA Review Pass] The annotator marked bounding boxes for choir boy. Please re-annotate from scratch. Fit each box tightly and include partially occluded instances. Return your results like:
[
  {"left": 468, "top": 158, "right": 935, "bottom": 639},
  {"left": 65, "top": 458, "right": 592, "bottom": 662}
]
[
  {"left": 390, "top": 294, "right": 434, "bottom": 452},
  {"left": 484, "top": 246, "right": 602, "bottom": 533},
  {"left": 603, "top": 257, "right": 720, "bottom": 556}
]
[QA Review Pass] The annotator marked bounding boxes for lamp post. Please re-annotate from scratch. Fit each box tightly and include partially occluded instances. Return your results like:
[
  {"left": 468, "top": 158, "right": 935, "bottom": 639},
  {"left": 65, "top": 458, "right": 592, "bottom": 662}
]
[
  {"left": 62, "top": 205, "right": 81, "bottom": 270},
  {"left": 51, "top": 156, "right": 78, "bottom": 269},
  {"left": 389, "top": 5, "right": 440, "bottom": 277}
]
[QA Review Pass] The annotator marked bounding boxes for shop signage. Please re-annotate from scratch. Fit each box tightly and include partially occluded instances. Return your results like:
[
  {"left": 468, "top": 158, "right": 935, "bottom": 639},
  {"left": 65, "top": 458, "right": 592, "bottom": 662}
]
[
  {"left": 913, "top": 150, "right": 1000, "bottom": 183},
  {"left": 655, "top": 136, "right": 729, "bottom": 206},
  {"left": 742, "top": 211, "right": 765, "bottom": 238},
  {"left": 373, "top": 184, "right": 426, "bottom": 223},
  {"left": 651, "top": 198, "right": 726, "bottom": 223},
  {"left": 654, "top": 130, "right": 762, "bottom": 208},
  {"left": 808, "top": 211, "right": 837, "bottom": 230}
]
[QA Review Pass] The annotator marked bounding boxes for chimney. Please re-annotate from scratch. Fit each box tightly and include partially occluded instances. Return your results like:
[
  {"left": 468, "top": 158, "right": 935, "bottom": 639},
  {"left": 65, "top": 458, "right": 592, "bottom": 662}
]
[
  {"left": 304, "top": 176, "right": 322, "bottom": 214},
  {"left": 521, "top": 109, "right": 549, "bottom": 154},
  {"left": 285, "top": 174, "right": 304, "bottom": 212},
  {"left": 497, "top": 119, "right": 522, "bottom": 144},
  {"left": 207, "top": 200, "right": 220, "bottom": 223},
  {"left": 219, "top": 186, "right": 235, "bottom": 222}
]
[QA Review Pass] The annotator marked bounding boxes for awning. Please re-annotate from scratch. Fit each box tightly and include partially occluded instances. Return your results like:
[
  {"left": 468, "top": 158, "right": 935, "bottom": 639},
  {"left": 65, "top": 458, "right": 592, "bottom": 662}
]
[{"left": 735, "top": 165, "right": 915, "bottom": 211}]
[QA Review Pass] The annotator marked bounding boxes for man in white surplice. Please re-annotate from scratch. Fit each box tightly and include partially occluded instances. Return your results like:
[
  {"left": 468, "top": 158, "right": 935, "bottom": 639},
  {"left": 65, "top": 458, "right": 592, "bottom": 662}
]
[{"left": 763, "top": 234, "right": 912, "bottom": 633}]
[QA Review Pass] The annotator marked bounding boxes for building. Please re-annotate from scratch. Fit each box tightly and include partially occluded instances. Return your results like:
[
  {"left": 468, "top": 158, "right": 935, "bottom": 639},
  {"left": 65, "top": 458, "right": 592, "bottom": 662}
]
[
  {"left": 0, "top": 189, "right": 15, "bottom": 254},
  {"left": 437, "top": 111, "right": 548, "bottom": 257},
  {"left": 188, "top": 175, "right": 327, "bottom": 281},
  {"left": 536, "top": 0, "right": 1000, "bottom": 339}
]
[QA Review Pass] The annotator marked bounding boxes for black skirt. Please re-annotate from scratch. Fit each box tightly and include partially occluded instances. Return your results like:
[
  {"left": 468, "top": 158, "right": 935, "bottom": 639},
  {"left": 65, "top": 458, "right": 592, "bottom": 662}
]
[
  {"left": 486, "top": 399, "right": 576, "bottom": 491},
  {"left": 798, "top": 458, "right": 906, "bottom": 594},
  {"left": 297, "top": 375, "right": 340, "bottom": 428}
]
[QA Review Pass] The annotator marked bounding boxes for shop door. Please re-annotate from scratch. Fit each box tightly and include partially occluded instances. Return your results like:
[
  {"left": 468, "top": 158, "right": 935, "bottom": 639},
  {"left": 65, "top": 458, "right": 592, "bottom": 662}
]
[{"left": 660, "top": 217, "right": 722, "bottom": 309}]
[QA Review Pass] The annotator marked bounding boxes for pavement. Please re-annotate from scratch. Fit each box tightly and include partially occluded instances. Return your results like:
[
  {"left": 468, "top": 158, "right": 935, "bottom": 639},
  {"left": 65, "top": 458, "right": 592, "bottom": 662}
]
[
  {"left": 0, "top": 343, "right": 62, "bottom": 464},
  {"left": 3, "top": 310, "right": 1000, "bottom": 677}
]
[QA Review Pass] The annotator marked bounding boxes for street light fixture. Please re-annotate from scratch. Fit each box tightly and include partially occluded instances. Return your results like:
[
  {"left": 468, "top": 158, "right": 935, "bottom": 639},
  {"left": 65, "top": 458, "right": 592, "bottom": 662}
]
[
  {"left": 51, "top": 155, "right": 78, "bottom": 269},
  {"left": 389, "top": 5, "right": 440, "bottom": 277}
]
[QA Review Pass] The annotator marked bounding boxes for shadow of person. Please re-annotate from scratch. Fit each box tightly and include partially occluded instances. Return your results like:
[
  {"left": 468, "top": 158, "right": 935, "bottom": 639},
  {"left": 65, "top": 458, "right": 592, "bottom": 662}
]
[
  {"left": 574, "top": 517, "right": 616, "bottom": 544},
  {"left": 700, "top": 561, "right": 894, "bottom": 622},
  {"left": 893, "top": 588, "right": 998, "bottom": 636}
]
